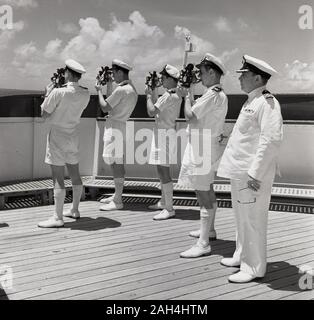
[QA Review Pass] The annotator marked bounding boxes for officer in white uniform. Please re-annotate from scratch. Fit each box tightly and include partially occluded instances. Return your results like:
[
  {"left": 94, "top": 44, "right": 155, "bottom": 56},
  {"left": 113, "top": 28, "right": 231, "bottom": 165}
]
[
  {"left": 217, "top": 55, "right": 283, "bottom": 283},
  {"left": 178, "top": 53, "right": 228, "bottom": 258},
  {"left": 38, "top": 59, "right": 90, "bottom": 228},
  {"left": 95, "top": 59, "right": 138, "bottom": 211},
  {"left": 146, "top": 64, "right": 182, "bottom": 220}
]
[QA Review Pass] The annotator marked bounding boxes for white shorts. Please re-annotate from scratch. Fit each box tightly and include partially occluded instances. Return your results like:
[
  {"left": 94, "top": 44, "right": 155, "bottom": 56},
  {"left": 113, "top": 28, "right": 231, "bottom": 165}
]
[
  {"left": 103, "top": 119, "right": 126, "bottom": 165},
  {"left": 177, "top": 138, "right": 217, "bottom": 191},
  {"left": 45, "top": 126, "right": 79, "bottom": 166},
  {"left": 148, "top": 128, "right": 177, "bottom": 167}
]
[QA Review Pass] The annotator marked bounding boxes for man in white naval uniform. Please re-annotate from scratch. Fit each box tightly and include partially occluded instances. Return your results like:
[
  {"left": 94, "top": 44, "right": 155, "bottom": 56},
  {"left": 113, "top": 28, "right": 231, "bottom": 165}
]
[
  {"left": 217, "top": 55, "right": 283, "bottom": 283},
  {"left": 146, "top": 64, "right": 182, "bottom": 221},
  {"left": 38, "top": 59, "right": 90, "bottom": 228},
  {"left": 95, "top": 59, "right": 138, "bottom": 211},
  {"left": 178, "top": 53, "right": 228, "bottom": 258}
]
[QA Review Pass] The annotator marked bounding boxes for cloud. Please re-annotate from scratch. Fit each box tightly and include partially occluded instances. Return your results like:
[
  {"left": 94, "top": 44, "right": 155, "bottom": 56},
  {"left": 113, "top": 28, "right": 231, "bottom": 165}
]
[
  {"left": 214, "top": 17, "right": 232, "bottom": 32},
  {"left": 220, "top": 48, "right": 240, "bottom": 64},
  {"left": 11, "top": 11, "right": 216, "bottom": 91},
  {"left": 0, "top": 0, "right": 38, "bottom": 8},
  {"left": 13, "top": 41, "right": 38, "bottom": 61},
  {"left": 237, "top": 18, "right": 249, "bottom": 29},
  {"left": 60, "top": 17, "right": 105, "bottom": 62},
  {"left": 12, "top": 41, "right": 51, "bottom": 78},
  {"left": 0, "top": 20, "right": 25, "bottom": 50},
  {"left": 283, "top": 60, "right": 314, "bottom": 91},
  {"left": 44, "top": 39, "right": 62, "bottom": 58},
  {"left": 57, "top": 22, "right": 79, "bottom": 35},
  {"left": 174, "top": 25, "right": 214, "bottom": 54}
]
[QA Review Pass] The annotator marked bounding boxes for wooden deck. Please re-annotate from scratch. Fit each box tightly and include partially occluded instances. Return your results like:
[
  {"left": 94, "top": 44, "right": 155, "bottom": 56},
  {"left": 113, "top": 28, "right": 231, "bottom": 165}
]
[{"left": 0, "top": 201, "right": 313, "bottom": 300}]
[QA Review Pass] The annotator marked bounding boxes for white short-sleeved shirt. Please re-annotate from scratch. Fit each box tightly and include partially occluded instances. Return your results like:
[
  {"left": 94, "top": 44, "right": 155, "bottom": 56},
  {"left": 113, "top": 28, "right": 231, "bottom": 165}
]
[
  {"left": 154, "top": 89, "right": 182, "bottom": 129},
  {"left": 106, "top": 82, "right": 138, "bottom": 123},
  {"left": 41, "top": 82, "right": 90, "bottom": 130},
  {"left": 187, "top": 84, "right": 228, "bottom": 138},
  {"left": 217, "top": 86, "right": 283, "bottom": 181},
  {"left": 177, "top": 84, "right": 228, "bottom": 190}
]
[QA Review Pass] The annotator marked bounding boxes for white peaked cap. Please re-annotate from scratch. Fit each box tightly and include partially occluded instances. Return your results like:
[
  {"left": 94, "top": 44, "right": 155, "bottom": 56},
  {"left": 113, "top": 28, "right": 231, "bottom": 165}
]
[
  {"left": 196, "top": 53, "right": 227, "bottom": 75},
  {"left": 236, "top": 55, "right": 278, "bottom": 77},
  {"left": 160, "top": 64, "right": 180, "bottom": 79},
  {"left": 112, "top": 59, "right": 133, "bottom": 71},
  {"left": 65, "top": 59, "right": 86, "bottom": 74}
]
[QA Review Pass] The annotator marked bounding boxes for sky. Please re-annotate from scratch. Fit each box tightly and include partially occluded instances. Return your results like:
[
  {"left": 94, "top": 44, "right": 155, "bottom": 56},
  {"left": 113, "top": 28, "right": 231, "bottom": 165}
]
[{"left": 0, "top": 0, "right": 313, "bottom": 93}]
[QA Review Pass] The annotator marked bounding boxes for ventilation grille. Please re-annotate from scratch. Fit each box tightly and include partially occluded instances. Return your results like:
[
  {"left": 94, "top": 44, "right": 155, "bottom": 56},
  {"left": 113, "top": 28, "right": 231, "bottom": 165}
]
[
  {"left": 0, "top": 177, "right": 92, "bottom": 194},
  {"left": 98, "top": 194, "right": 314, "bottom": 214},
  {"left": 3, "top": 195, "right": 73, "bottom": 210},
  {"left": 1, "top": 177, "right": 313, "bottom": 199},
  {"left": 2, "top": 193, "right": 313, "bottom": 214},
  {"left": 90, "top": 178, "right": 314, "bottom": 200}
]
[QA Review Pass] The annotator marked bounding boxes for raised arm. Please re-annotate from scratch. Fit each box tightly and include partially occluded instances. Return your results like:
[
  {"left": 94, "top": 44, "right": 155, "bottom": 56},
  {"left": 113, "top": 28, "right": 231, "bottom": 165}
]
[
  {"left": 145, "top": 86, "right": 159, "bottom": 117},
  {"left": 95, "top": 80, "right": 113, "bottom": 114},
  {"left": 184, "top": 86, "right": 196, "bottom": 120}
]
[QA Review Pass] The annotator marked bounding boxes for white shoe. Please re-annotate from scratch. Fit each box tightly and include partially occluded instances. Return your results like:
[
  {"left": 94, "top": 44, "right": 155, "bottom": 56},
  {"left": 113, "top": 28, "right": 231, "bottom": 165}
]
[
  {"left": 100, "top": 201, "right": 123, "bottom": 211},
  {"left": 148, "top": 201, "right": 165, "bottom": 210},
  {"left": 180, "top": 242, "right": 211, "bottom": 258},
  {"left": 228, "top": 271, "right": 260, "bottom": 283},
  {"left": 38, "top": 217, "right": 64, "bottom": 228},
  {"left": 189, "top": 229, "right": 217, "bottom": 240},
  {"left": 63, "top": 209, "right": 80, "bottom": 219},
  {"left": 153, "top": 209, "right": 175, "bottom": 221},
  {"left": 299, "top": 265, "right": 314, "bottom": 276},
  {"left": 220, "top": 257, "right": 241, "bottom": 268},
  {"left": 100, "top": 195, "right": 114, "bottom": 204}
]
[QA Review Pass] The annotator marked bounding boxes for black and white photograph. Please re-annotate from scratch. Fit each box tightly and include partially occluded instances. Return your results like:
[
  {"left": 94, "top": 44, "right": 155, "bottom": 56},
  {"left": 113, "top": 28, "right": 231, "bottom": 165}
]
[{"left": 0, "top": 0, "right": 313, "bottom": 308}]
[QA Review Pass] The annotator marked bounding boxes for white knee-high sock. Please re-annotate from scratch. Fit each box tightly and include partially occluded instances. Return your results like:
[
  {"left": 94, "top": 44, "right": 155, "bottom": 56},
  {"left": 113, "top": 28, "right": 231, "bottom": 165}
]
[
  {"left": 160, "top": 184, "right": 165, "bottom": 205},
  {"left": 210, "top": 202, "right": 217, "bottom": 232},
  {"left": 72, "top": 185, "right": 83, "bottom": 212},
  {"left": 53, "top": 188, "right": 66, "bottom": 220},
  {"left": 113, "top": 178, "right": 124, "bottom": 204},
  {"left": 162, "top": 182, "right": 173, "bottom": 211},
  {"left": 199, "top": 208, "right": 214, "bottom": 246}
]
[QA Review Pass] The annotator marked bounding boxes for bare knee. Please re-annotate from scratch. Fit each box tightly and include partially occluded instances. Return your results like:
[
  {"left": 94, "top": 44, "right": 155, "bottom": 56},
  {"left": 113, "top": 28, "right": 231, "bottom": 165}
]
[
  {"left": 157, "top": 166, "right": 171, "bottom": 184},
  {"left": 196, "top": 190, "right": 213, "bottom": 209},
  {"left": 208, "top": 185, "right": 217, "bottom": 203},
  {"left": 66, "top": 164, "right": 82, "bottom": 185},
  {"left": 112, "top": 163, "right": 125, "bottom": 178},
  {"left": 51, "top": 165, "right": 65, "bottom": 189}
]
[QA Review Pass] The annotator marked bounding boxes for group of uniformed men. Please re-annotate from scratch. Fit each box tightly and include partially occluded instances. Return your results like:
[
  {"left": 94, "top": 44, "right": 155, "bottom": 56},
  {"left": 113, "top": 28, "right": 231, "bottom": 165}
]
[{"left": 38, "top": 52, "right": 283, "bottom": 283}]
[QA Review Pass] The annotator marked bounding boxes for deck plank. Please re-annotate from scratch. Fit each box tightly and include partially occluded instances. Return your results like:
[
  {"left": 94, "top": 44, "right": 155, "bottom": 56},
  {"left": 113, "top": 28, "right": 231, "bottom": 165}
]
[{"left": 0, "top": 201, "right": 313, "bottom": 300}]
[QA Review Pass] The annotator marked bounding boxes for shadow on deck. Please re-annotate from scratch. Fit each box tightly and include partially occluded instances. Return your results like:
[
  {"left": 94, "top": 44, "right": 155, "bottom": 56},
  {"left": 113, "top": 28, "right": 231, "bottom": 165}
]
[{"left": 0, "top": 202, "right": 313, "bottom": 300}]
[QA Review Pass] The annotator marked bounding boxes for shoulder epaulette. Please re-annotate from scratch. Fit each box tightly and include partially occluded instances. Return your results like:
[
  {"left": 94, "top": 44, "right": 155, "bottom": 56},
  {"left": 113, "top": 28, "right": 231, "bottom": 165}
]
[
  {"left": 262, "top": 90, "right": 275, "bottom": 109},
  {"left": 212, "top": 86, "right": 222, "bottom": 92},
  {"left": 262, "top": 89, "right": 274, "bottom": 100}
]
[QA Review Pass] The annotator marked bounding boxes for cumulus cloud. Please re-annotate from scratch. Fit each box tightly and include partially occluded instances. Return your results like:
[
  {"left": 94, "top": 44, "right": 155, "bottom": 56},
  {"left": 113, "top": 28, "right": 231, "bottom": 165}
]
[
  {"left": 44, "top": 39, "right": 62, "bottom": 58},
  {"left": 0, "top": 20, "right": 25, "bottom": 50},
  {"left": 0, "top": 0, "right": 38, "bottom": 7},
  {"left": 214, "top": 17, "right": 232, "bottom": 32},
  {"left": 220, "top": 48, "right": 239, "bottom": 63},
  {"left": 60, "top": 17, "right": 105, "bottom": 62},
  {"left": 283, "top": 60, "right": 314, "bottom": 91},
  {"left": 57, "top": 22, "right": 79, "bottom": 35},
  {"left": 12, "top": 41, "right": 44, "bottom": 77},
  {"left": 11, "top": 11, "right": 217, "bottom": 91},
  {"left": 174, "top": 25, "right": 214, "bottom": 54},
  {"left": 13, "top": 41, "right": 38, "bottom": 62}
]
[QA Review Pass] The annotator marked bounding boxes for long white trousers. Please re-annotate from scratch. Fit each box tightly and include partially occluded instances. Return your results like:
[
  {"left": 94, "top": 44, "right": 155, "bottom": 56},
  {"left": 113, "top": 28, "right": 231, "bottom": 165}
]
[{"left": 230, "top": 165, "right": 276, "bottom": 277}]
